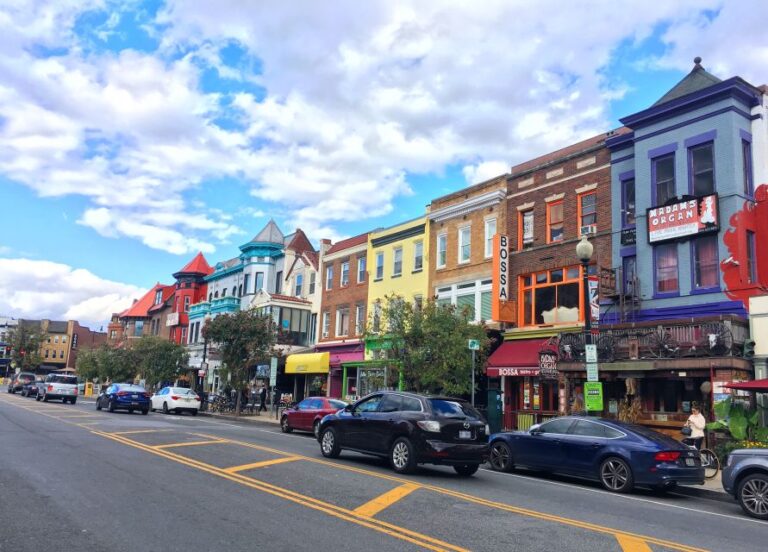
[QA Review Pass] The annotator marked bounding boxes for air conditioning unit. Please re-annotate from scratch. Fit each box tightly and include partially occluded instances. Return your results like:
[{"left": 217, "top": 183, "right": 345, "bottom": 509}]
[
  {"left": 580, "top": 224, "right": 597, "bottom": 236},
  {"left": 322, "top": 331, "right": 329, "bottom": 338}
]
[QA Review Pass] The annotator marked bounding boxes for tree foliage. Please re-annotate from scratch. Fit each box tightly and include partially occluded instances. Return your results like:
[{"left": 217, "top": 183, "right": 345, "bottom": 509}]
[
  {"left": 368, "top": 295, "right": 490, "bottom": 396},
  {"left": 76, "top": 344, "right": 137, "bottom": 384},
  {"left": 7, "top": 324, "right": 45, "bottom": 371},
  {"left": 203, "top": 309, "right": 277, "bottom": 415},
  {"left": 132, "top": 337, "right": 189, "bottom": 388}
]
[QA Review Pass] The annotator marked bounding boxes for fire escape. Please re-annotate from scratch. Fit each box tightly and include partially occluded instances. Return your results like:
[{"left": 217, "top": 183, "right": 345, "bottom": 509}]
[{"left": 600, "top": 266, "right": 640, "bottom": 324}]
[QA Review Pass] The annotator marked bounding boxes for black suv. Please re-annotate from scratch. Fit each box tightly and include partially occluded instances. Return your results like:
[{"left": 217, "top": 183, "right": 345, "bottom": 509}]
[
  {"left": 317, "top": 391, "right": 489, "bottom": 476},
  {"left": 7, "top": 372, "right": 36, "bottom": 394}
]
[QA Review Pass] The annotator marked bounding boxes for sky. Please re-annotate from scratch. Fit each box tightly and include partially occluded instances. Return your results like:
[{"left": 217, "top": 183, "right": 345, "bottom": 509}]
[{"left": 1, "top": 0, "right": 767, "bottom": 328}]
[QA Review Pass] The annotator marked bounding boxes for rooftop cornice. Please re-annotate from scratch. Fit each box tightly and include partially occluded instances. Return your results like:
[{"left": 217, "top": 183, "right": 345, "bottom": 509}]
[{"left": 428, "top": 189, "right": 506, "bottom": 223}]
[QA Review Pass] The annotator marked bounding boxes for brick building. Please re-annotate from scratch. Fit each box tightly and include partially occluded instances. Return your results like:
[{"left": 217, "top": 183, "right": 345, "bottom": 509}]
[
  {"left": 486, "top": 131, "right": 618, "bottom": 430},
  {"left": 315, "top": 232, "right": 369, "bottom": 399}
]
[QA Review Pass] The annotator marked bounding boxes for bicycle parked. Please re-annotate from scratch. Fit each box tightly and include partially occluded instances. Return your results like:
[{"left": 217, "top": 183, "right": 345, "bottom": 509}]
[{"left": 682, "top": 438, "right": 720, "bottom": 479}]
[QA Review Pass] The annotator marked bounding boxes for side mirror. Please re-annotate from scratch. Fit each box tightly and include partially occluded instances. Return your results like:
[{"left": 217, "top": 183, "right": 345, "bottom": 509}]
[{"left": 529, "top": 424, "right": 543, "bottom": 435}]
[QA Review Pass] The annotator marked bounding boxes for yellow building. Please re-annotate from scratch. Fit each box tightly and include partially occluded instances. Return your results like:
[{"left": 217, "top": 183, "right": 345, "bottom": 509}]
[{"left": 367, "top": 216, "right": 430, "bottom": 320}]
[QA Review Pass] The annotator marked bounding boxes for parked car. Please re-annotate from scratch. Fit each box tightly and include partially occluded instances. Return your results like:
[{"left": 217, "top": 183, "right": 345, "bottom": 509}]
[
  {"left": 6, "top": 372, "right": 36, "bottom": 394},
  {"left": 317, "top": 391, "right": 489, "bottom": 476},
  {"left": 150, "top": 386, "right": 201, "bottom": 415},
  {"left": 487, "top": 416, "right": 704, "bottom": 493},
  {"left": 21, "top": 376, "right": 45, "bottom": 398},
  {"left": 96, "top": 383, "right": 150, "bottom": 414},
  {"left": 37, "top": 373, "right": 79, "bottom": 404},
  {"left": 281, "top": 397, "right": 348, "bottom": 437},
  {"left": 722, "top": 448, "right": 768, "bottom": 520}
]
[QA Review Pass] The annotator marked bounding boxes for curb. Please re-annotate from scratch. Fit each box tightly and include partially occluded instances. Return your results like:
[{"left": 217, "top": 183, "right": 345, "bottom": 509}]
[
  {"left": 198, "top": 411, "right": 282, "bottom": 426},
  {"left": 672, "top": 484, "right": 732, "bottom": 503}
]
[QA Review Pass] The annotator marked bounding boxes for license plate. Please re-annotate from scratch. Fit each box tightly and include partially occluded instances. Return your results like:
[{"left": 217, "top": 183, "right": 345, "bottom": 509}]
[
  {"left": 459, "top": 430, "right": 472, "bottom": 440},
  {"left": 132, "top": 394, "right": 138, "bottom": 399},
  {"left": 131, "top": 401, "right": 139, "bottom": 405},
  {"left": 685, "top": 458, "right": 695, "bottom": 466}
]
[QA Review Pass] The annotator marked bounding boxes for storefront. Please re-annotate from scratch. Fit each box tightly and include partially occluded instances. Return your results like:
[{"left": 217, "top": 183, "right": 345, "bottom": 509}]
[
  {"left": 340, "top": 360, "right": 400, "bottom": 403},
  {"left": 285, "top": 352, "right": 330, "bottom": 401},
  {"left": 314, "top": 342, "right": 365, "bottom": 399},
  {"left": 485, "top": 337, "right": 559, "bottom": 430}
]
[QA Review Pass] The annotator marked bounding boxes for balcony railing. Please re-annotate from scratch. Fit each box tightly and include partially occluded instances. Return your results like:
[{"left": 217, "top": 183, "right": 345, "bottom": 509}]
[{"left": 555, "top": 316, "right": 749, "bottom": 362}]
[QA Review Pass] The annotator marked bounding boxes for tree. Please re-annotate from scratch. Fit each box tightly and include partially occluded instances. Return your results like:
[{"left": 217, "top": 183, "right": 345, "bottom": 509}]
[
  {"left": 133, "top": 337, "right": 189, "bottom": 389},
  {"left": 368, "top": 295, "right": 490, "bottom": 397},
  {"left": 7, "top": 324, "right": 45, "bottom": 371},
  {"left": 75, "top": 343, "right": 137, "bottom": 384},
  {"left": 203, "top": 309, "right": 277, "bottom": 415}
]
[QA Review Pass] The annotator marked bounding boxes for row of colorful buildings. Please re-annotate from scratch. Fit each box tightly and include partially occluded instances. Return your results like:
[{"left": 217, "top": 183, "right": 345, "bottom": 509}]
[{"left": 106, "top": 59, "right": 768, "bottom": 433}]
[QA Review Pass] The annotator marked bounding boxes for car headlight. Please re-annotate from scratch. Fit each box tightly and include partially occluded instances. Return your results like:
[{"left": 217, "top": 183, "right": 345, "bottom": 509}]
[
  {"left": 417, "top": 420, "right": 441, "bottom": 433},
  {"left": 485, "top": 424, "right": 490, "bottom": 435}
]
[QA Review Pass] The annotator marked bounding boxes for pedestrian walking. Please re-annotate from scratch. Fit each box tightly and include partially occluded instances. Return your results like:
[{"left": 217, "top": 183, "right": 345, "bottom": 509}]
[
  {"left": 272, "top": 386, "right": 281, "bottom": 419},
  {"left": 258, "top": 383, "right": 267, "bottom": 414},
  {"left": 684, "top": 405, "right": 706, "bottom": 449}
]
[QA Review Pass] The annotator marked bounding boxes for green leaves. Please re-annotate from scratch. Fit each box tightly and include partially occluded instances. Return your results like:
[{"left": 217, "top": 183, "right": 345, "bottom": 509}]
[{"left": 132, "top": 337, "right": 189, "bottom": 388}]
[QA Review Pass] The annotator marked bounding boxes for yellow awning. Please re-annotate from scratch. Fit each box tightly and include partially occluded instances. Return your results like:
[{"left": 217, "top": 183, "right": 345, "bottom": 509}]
[{"left": 285, "top": 352, "right": 330, "bottom": 374}]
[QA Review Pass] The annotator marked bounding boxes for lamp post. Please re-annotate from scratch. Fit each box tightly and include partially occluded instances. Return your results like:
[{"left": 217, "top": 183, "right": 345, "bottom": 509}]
[{"left": 576, "top": 235, "right": 594, "bottom": 415}]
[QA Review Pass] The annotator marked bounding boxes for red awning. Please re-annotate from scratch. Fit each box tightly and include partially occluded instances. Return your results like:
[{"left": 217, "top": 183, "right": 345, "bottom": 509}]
[
  {"left": 486, "top": 339, "right": 551, "bottom": 377},
  {"left": 724, "top": 379, "right": 768, "bottom": 392}
]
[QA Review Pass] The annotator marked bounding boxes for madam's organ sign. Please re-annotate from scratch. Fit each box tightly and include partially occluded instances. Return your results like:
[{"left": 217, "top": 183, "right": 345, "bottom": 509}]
[{"left": 647, "top": 194, "right": 719, "bottom": 243}]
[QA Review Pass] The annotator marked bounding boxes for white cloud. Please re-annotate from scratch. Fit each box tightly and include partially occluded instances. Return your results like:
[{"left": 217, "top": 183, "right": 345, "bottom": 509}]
[
  {"left": 0, "top": 257, "right": 142, "bottom": 328},
  {"left": 1, "top": 0, "right": 765, "bottom": 260}
]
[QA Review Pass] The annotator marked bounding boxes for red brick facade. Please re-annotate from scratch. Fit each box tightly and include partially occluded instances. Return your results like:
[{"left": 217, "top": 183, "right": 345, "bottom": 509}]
[{"left": 319, "top": 234, "right": 369, "bottom": 342}]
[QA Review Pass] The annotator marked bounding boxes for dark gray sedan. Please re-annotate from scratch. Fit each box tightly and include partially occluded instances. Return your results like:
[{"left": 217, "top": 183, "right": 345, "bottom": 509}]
[{"left": 722, "top": 448, "right": 768, "bottom": 520}]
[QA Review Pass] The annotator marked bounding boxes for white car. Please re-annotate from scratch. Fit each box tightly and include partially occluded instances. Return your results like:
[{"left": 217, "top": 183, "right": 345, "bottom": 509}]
[{"left": 150, "top": 386, "right": 201, "bottom": 415}]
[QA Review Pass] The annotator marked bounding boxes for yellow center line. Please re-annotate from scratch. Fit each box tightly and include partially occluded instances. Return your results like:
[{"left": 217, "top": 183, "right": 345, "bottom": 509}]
[
  {"left": 223, "top": 456, "right": 301, "bottom": 473},
  {"left": 153, "top": 439, "right": 228, "bottom": 449},
  {"left": 192, "top": 432, "right": 706, "bottom": 552},
  {"left": 94, "top": 430, "right": 468, "bottom": 552},
  {"left": 108, "top": 429, "right": 176, "bottom": 436},
  {"left": 354, "top": 483, "right": 421, "bottom": 518},
  {"left": 616, "top": 534, "right": 653, "bottom": 551}
]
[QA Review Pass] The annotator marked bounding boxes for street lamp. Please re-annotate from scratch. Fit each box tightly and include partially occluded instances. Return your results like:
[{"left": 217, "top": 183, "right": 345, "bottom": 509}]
[{"left": 576, "top": 235, "right": 594, "bottom": 335}]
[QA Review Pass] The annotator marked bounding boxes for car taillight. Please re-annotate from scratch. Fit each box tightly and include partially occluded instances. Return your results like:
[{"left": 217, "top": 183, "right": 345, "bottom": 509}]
[
  {"left": 47, "top": 385, "right": 54, "bottom": 391},
  {"left": 654, "top": 451, "right": 681, "bottom": 462},
  {"left": 142, "top": 393, "right": 149, "bottom": 399},
  {"left": 171, "top": 395, "right": 180, "bottom": 400},
  {"left": 117, "top": 391, "right": 129, "bottom": 396},
  {"left": 73, "top": 389, "right": 78, "bottom": 395}
]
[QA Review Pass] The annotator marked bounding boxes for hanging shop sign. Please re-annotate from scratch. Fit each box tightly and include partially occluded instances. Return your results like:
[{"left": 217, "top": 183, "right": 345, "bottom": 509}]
[
  {"left": 647, "top": 194, "right": 719, "bottom": 244},
  {"left": 538, "top": 351, "right": 559, "bottom": 379},
  {"left": 491, "top": 234, "right": 516, "bottom": 322}
]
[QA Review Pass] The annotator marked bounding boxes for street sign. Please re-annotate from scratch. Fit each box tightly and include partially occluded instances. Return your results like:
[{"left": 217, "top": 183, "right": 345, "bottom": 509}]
[
  {"left": 586, "top": 362, "right": 599, "bottom": 382},
  {"left": 585, "top": 344, "right": 597, "bottom": 363},
  {"left": 584, "top": 382, "right": 603, "bottom": 411},
  {"left": 269, "top": 357, "right": 278, "bottom": 387},
  {"left": 467, "top": 339, "right": 480, "bottom": 351}
]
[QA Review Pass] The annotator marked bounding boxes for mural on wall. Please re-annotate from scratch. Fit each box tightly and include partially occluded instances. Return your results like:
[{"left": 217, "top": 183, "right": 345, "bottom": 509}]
[{"left": 721, "top": 184, "right": 768, "bottom": 311}]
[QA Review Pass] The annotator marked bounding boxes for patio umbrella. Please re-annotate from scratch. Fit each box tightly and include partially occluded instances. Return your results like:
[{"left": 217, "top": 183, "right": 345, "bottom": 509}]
[{"left": 724, "top": 379, "right": 768, "bottom": 392}]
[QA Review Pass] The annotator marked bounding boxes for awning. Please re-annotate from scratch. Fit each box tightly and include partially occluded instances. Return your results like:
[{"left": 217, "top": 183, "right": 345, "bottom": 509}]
[
  {"left": 724, "top": 379, "right": 768, "bottom": 392},
  {"left": 285, "top": 352, "right": 330, "bottom": 374},
  {"left": 330, "top": 350, "right": 364, "bottom": 365},
  {"left": 486, "top": 339, "right": 551, "bottom": 377}
]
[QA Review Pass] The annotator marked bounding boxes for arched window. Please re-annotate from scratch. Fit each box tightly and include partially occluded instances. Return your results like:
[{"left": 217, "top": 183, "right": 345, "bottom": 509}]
[
  {"left": 238, "top": 284, "right": 243, "bottom": 297},
  {"left": 214, "top": 291, "right": 219, "bottom": 299},
  {"left": 208, "top": 293, "right": 212, "bottom": 302},
  {"left": 222, "top": 288, "right": 227, "bottom": 297},
  {"left": 232, "top": 287, "right": 236, "bottom": 297}
]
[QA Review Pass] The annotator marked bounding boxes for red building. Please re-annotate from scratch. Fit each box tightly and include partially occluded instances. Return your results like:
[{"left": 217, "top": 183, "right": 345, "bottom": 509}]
[{"left": 169, "top": 252, "right": 213, "bottom": 345}]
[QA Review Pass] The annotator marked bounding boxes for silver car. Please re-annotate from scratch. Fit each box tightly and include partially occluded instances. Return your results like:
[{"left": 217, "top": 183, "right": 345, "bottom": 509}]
[
  {"left": 37, "top": 373, "right": 79, "bottom": 404},
  {"left": 722, "top": 448, "right": 768, "bottom": 520}
]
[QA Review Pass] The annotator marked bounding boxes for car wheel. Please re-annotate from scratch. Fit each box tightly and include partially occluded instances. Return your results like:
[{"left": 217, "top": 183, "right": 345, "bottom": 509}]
[
  {"left": 42, "top": 394, "right": 49, "bottom": 402},
  {"left": 738, "top": 473, "right": 768, "bottom": 520},
  {"left": 390, "top": 437, "right": 417, "bottom": 475},
  {"left": 454, "top": 464, "right": 480, "bottom": 477},
  {"left": 280, "top": 416, "right": 293, "bottom": 433},
  {"left": 36, "top": 393, "right": 41, "bottom": 401},
  {"left": 191, "top": 409, "right": 198, "bottom": 416},
  {"left": 141, "top": 409, "right": 149, "bottom": 415},
  {"left": 21, "top": 389, "right": 26, "bottom": 397},
  {"left": 96, "top": 399, "right": 102, "bottom": 411},
  {"left": 599, "top": 457, "right": 634, "bottom": 493},
  {"left": 163, "top": 402, "right": 169, "bottom": 414},
  {"left": 313, "top": 420, "right": 321, "bottom": 439},
  {"left": 320, "top": 428, "right": 341, "bottom": 458},
  {"left": 108, "top": 399, "right": 115, "bottom": 413},
  {"left": 489, "top": 441, "right": 514, "bottom": 473}
]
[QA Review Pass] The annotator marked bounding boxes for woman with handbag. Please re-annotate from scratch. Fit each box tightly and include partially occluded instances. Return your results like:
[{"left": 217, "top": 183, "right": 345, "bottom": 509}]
[{"left": 684, "top": 405, "right": 706, "bottom": 449}]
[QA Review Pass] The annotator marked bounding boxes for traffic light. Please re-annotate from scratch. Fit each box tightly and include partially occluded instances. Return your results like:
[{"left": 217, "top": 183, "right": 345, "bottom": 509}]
[{"left": 743, "top": 339, "right": 756, "bottom": 359}]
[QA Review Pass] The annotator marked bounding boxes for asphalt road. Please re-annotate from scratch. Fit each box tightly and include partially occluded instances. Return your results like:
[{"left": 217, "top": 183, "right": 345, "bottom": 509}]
[{"left": 1, "top": 393, "right": 765, "bottom": 552}]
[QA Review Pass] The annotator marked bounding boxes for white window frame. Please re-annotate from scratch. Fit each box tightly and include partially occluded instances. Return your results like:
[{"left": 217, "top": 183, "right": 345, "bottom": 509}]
[
  {"left": 325, "top": 266, "right": 333, "bottom": 290},
  {"left": 484, "top": 218, "right": 496, "bottom": 258},
  {"left": 393, "top": 247, "right": 403, "bottom": 276},
  {"left": 375, "top": 252, "right": 384, "bottom": 280},
  {"left": 357, "top": 257, "right": 366, "bottom": 283},
  {"left": 295, "top": 273, "right": 303, "bottom": 297},
  {"left": 355, "top": 304, "right": 365, "bottom": 335},
  {"left": 322, "top": 312, "right": 330, "bottom": 338},
  {"left": 336, "top": 307, "right": 349, "bottom": 337},
  {"left": 458, "top": 225, "right": 471, "bottom": 264},
  {"left": 437, "top": 233, "right": 447, "bottom": 268},
  {"left": 341, "top": 261, "right": 350, "bottom": 287},
  {"left": 413, "top": 240, "right": 423, "bottom": 271},
  {"left": 308, "top": 272, "right": 316, "bottom": 295}
]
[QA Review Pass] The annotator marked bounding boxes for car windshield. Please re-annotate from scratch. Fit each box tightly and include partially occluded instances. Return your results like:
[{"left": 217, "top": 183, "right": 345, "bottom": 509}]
[
  {"left": 328, "top": 400, "right": 347, "bottom": 409},
  {"left": 171, "top": 387, "right": 194, "bottom": 395},
  {"left": 49, "top": 375, "right": 77, "bottom": 384},
  {"left": 429, "top": 399, "right": 482, "bottom": 420},
  {"left": 19, "top": 375, "right": 34, "bottom": 382}
]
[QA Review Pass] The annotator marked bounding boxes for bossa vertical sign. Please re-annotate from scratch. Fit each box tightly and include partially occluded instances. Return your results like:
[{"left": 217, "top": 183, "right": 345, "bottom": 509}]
[{"left": 491, "top": 234, "right": 514, "bottom": 322}]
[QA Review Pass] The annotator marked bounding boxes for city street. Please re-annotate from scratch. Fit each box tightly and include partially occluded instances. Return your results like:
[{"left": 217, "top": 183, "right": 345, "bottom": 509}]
[{"left": 1, "top": 393, "right": 764, "bottom": 552}]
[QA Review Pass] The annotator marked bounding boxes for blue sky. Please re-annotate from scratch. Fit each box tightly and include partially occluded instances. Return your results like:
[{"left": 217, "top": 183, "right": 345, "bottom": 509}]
[{"left": 1, "top": 0, "right": 766, "bottom": 326}]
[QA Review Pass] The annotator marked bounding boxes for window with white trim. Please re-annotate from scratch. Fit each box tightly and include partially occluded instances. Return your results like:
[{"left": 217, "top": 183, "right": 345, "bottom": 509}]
[
  {"left": 325, "top": 265, "right": 333, "bottom": 290},
  {"left": 413, "top": 241, "right": 423, "bottom": 271},
  {"left": 357, "top": 256, "right": 366, "bottom": 283},
  {"left": 484, "top": 218, "right": 496, "bottom": 258},
  {"left": 336, "top": 307, "right": 350, "bottom": 337},
  {"left": 458, "top": 226, "right": 471, "bottom": 263},
  {"left": 355, "top": 304, "right": 365, "bottom": 335},
  {"left": 322, "top": 311, "right": 330, "bottom": 338},
  {"left": 393, "top": 247, "right": 402, "bottom": 276},
  {"left": 437, "top": 233, "right": 447, "bottom": 268},
  {"left": 375, "top": 252, "right": 384, "bottom": 280},
  {"left": 341, "top": 261, "right": 349, "bottom": 287}
]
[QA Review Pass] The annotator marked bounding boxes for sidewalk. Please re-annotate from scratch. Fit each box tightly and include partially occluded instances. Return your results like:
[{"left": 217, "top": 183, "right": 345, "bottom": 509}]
[
  {"left": 198, "top": 409, "right": 282, "bottom": 426},
  {"left": 674, "top": 471, "right": 730, "bottom": 502}
]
